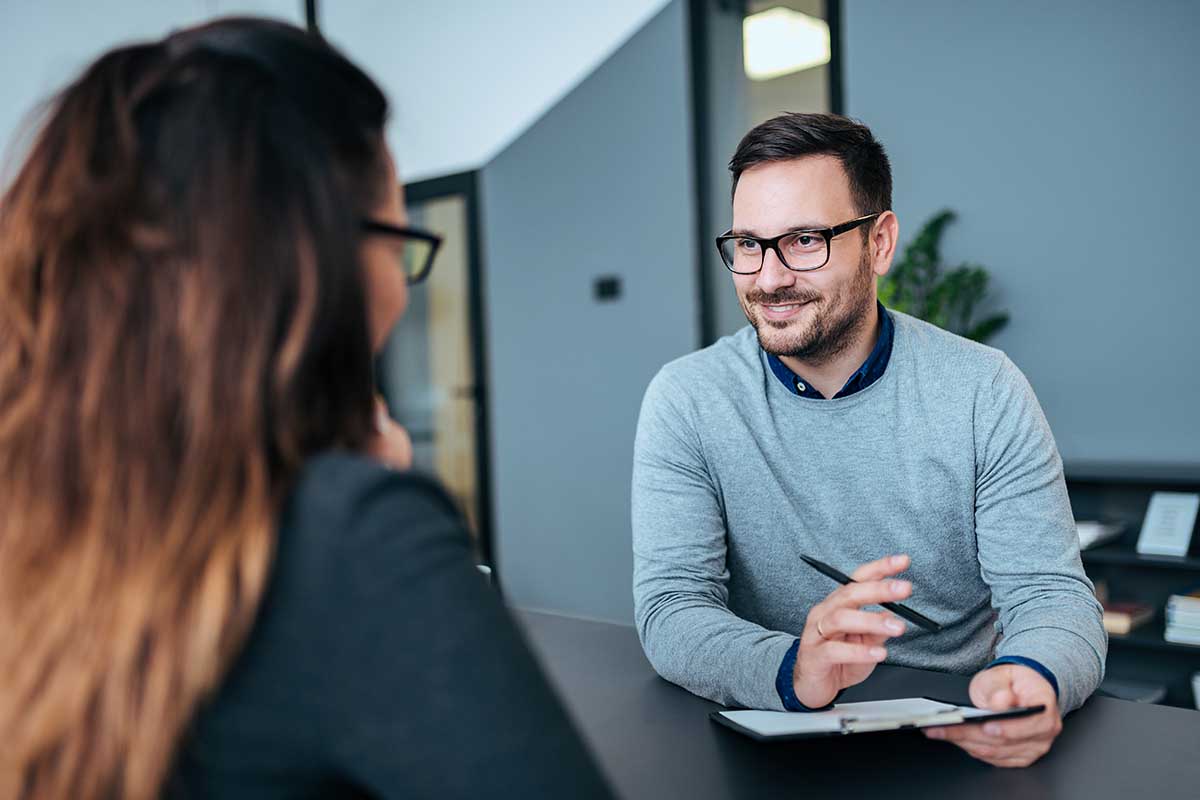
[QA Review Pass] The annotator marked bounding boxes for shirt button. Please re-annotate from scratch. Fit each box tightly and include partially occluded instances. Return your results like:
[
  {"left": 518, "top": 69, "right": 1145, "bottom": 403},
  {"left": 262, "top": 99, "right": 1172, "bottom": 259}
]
[{"left": 795, "top": 382, "right": 807, "bottom": 392}]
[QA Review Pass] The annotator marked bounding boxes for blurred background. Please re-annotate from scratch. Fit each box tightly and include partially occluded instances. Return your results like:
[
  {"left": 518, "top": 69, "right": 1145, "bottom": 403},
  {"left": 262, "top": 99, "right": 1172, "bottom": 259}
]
[{"left": 3, "top": 0, "right": 1199, "bottom": 704}]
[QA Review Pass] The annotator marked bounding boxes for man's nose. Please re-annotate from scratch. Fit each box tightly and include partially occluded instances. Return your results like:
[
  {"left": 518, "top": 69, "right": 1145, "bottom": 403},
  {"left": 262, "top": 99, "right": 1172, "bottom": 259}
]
[{"left": 755, "top": 247, "right": 796, "bottom": 294}]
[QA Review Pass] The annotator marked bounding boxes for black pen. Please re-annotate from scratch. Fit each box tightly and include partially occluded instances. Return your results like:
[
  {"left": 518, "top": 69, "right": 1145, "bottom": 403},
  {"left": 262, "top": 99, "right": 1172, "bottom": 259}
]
[{"left": 800, "top": 554, "right": 943, "bottom": 633}]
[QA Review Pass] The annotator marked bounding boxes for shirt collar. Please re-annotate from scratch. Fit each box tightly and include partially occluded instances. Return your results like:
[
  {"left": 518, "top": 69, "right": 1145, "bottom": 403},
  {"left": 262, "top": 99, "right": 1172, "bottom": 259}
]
[{"left": 765, "top": 301, "right": 894, "bottom": 400}]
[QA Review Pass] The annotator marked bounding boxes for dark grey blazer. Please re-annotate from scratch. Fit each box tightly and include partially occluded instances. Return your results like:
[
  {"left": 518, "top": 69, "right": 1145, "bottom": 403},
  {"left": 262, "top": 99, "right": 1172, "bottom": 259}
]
[{"left": 170, "top": 451, "right": 611, "bottom": 798}]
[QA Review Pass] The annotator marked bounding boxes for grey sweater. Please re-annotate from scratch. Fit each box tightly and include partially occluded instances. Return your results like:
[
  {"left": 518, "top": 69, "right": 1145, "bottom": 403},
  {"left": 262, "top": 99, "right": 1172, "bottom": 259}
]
[{"left": 631, "top": 310, "right": 1106, "bottom": 714}]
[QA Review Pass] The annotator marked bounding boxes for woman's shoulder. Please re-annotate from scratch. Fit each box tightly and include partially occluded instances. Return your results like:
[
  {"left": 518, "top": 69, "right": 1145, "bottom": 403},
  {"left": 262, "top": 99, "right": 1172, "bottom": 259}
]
[
  {"left": 276, "top": 450, "right": 472, "bottom": 583},
  {"left": 175, "top": 453, "right": 486, "bottom": 791},
  {"left": 286, "top": 450, "right": 462, "bottom": 531}
]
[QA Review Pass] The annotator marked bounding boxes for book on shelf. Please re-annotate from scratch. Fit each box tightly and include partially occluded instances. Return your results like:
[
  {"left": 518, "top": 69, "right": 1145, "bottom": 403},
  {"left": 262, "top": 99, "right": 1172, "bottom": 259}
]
[
  {"left": 1076, "top": 520, "right": 1124, "bottom": 550},
  {"left": 1167, "top": 606, "right": 1200, "bottom": 625},
  {"left": 1165, "top": 626, "right": 1200, "bottom": 646},
  {"left": 1165, "top": 586, "right": 1200, "bottom": 645},
  {"left": 1102, "top": 601, "right": 1155, "bottom": 635},
  {"left": 1168, "top": 586, "right": 1200, "bottom": 613}
]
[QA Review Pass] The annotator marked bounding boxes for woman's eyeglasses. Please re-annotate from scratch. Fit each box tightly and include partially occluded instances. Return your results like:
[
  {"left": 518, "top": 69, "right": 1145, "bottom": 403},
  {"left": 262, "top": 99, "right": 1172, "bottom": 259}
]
[{"left": 361, "top": 219, "right": 443, "bottom": 285}]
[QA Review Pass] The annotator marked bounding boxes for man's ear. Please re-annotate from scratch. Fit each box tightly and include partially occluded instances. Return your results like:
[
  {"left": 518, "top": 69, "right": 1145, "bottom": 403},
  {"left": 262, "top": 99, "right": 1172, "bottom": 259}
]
[{"left": 871, "top": 211, "right": 899, "bottom": 278}]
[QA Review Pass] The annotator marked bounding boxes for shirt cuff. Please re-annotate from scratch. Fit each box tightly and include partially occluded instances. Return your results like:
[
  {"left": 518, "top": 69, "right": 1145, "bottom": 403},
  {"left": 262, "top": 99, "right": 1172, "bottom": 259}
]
[
  {"left": 986, "top": 655, "right": 1060, "bottom": 698},
  {"left": 776, "top": 639, "right": 836, "bottom": 711}
]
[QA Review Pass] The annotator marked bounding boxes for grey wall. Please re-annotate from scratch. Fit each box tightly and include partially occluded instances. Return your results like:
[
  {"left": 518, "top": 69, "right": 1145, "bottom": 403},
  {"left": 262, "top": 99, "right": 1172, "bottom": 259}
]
[
  {"left": 844, "top": 0, "right": 1200, "bottom": 465},
  {"left": 481, "top": 0, "right": 699, "bottom": 622}
]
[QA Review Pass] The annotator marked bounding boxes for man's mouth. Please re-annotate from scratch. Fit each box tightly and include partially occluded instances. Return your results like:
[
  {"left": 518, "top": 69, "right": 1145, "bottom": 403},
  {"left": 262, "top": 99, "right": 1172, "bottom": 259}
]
[{"left": 757, "top": 299, "right": 813, "bottom": 321}]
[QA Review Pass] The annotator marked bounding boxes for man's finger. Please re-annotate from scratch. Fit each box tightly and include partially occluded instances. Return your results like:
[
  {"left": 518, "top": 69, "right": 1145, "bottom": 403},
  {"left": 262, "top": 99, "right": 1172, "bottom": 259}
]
[
  {"left": 959, "top": 742, "right": 1003, "bottom": 762},
  {"left": 925, "top": 724, "right": 989, "bottom": 746},
  {"left": 969, "top": 667, "right": 1015, "bottom": 709},
  {"left": 816, "top": 609, "right": 905, "bottom": 639},
  {"left": 850, "top": 553, "right": 910, "bottom": 582},
  {"left": 825, "top": 578, "right": 912, "bottom": 610},
  {"left": 981, "top": 711, "right": 1059, "bottom": 742},
  {"left": 811, "top": 639, "right": 887, "bottom": 666},
  {"left": 988, "top": 687, "right": 1016, "bottom": 710},
  {"left": 993, "top": 753, "right": 1043, "bottom": 769},
  {"left": 926, "top": 723, "right": 1011, "bottom": 748},
  {"left": 926, "top": 723, "right": 1054, "bottom": 768},
  {"left": 964, "top": 741, "right": 1048, "bottom": 768},
  {"left": 933, "top": 719, "right": 1055, "bottom": 749}
]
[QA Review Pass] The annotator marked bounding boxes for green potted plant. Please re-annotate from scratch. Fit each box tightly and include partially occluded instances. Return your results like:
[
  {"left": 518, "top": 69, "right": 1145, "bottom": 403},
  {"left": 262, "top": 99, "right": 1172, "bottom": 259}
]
[{"left": 878, "top": 209, "right": 1009, "bottom": 343}]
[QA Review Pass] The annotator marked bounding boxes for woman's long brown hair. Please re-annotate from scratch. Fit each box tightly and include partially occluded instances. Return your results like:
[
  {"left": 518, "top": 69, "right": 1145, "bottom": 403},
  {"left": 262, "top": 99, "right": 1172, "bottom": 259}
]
[{"left": 0, "top": 19, "right": 388, "bottom": 798}]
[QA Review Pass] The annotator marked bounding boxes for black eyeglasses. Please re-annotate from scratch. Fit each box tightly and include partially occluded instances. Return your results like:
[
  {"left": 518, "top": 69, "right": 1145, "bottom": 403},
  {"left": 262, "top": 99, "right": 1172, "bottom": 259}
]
[
  {"left": 361, "top": 219, "right": 443, "bottom": 285},
  {"left": 715, "top": 213, "right": 880, "bottom": 274}
]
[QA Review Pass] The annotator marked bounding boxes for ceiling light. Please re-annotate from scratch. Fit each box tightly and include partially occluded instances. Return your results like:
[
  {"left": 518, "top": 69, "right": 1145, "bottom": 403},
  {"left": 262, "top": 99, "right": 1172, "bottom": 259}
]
[{"left": 743, "top": 7, "right": 831, "bottom": 81}]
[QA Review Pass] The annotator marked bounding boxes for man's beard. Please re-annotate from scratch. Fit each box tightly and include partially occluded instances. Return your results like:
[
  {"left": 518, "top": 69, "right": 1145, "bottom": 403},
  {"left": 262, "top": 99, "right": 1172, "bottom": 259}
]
[{"left": 740, "top": 249, "right": 876, "bottom": 365}]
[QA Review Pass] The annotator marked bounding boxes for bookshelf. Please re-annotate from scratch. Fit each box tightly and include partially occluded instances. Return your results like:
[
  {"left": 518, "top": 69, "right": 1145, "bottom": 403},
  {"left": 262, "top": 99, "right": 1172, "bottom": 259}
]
[
  {"left": 1108, "top": 619, "right": 1200, "bottom": 655},
  {"left": 1065, "top": 461, "right": 1200, "bottom": 709},
  {"left": 1081, "top": 546, "right": 1200, "bottom": 571}
]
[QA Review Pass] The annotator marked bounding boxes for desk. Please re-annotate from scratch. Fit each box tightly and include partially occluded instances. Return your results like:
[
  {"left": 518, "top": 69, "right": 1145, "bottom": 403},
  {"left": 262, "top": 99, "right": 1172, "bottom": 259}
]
[{"left": 518, "top": 610, "right": 1200, "bottom": 799}]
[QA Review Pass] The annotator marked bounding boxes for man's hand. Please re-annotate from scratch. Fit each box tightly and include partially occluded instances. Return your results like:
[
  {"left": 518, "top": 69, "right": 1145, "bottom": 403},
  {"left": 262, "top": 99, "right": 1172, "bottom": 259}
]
[
  {"left": 793, "top": 554, "right": 912, "bottom": 708},
  {"left": 923, "top": 664, "right": 1061, "bottom": 767},
  {"left": 367, "top": 395, "right": 413, "bottom": 471}
]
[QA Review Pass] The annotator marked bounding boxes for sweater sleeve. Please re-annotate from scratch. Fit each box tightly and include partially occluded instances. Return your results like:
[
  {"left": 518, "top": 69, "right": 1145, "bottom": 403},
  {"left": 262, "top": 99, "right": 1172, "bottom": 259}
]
[
  {"left": 973, "top": 356, "right": 1107, "bottom": 713},
  {"left": 632, "top": 370, "right": 797, "bottom": 710},
  {"left": 321, "top": 472, "right": 613, "bottom": 798}
]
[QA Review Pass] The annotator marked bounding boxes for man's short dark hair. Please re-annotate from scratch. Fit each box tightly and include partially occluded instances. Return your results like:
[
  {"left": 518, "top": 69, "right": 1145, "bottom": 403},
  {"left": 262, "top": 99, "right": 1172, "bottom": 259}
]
[{"left": 728, "top": 113, "right": 892, "bottom": 217}]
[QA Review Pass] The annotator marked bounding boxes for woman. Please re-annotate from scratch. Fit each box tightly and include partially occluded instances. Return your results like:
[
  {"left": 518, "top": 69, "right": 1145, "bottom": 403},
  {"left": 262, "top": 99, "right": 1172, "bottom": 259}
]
[{"left": 0, "top": 18, "right": 611, "bottom": 799}]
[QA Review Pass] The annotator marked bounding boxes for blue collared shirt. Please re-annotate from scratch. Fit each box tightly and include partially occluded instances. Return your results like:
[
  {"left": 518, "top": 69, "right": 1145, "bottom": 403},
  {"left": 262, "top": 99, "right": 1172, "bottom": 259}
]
[{"left": 771, "top": 303, "right": 1058, "bottom": 710}]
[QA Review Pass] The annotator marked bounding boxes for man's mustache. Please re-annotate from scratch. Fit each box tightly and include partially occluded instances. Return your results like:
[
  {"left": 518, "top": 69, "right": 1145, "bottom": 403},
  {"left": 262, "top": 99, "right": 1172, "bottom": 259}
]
[{"left": 744, "top": 290, "right": 821, "bottom": 306}]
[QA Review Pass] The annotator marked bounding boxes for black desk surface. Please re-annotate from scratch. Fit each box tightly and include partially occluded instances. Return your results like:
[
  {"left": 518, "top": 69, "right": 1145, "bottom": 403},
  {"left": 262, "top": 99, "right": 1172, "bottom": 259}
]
[{"left": 518, "top": 610, "right": 1200, "bottom": 800}]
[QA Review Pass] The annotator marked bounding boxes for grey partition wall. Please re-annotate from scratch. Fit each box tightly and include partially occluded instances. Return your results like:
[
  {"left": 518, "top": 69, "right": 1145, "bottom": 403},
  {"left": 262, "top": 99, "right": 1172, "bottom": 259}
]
[
  {"left": 843, "top": 0, "right": 1200, "bottom": 464},
  {"left": 480, "top": 1, "right": 699, "bottom": 622}
]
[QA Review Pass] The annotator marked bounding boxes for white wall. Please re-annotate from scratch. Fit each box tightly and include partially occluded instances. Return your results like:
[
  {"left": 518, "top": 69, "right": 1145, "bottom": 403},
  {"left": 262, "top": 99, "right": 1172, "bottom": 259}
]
[
  {"left": 845, "top": 0, "right": 1200, "bottom": 465},
  {"left": 1, "top": 1, "right": 675, "bottom": 183},
  {"left": 320, "top": 0, "right": 672, "bottom": 183},
  {"left": 0, "top": 0, "right": 300, "bottom": 178}
]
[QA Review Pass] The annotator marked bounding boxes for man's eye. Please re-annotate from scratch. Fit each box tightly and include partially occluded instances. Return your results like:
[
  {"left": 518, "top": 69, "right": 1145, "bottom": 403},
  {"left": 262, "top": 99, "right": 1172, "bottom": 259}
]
[
  {"left": 736, "top": 238, "right": 760, "bottom": 252},
  {"left": 785, "top": 233, "right": 824, "bottom": 252}
]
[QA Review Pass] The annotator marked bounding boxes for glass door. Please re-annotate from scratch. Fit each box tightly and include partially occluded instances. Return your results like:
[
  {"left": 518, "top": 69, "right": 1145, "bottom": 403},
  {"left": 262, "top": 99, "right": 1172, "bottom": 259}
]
[{"left": 376, "top": 173, "right": 491, "bottom": 564}]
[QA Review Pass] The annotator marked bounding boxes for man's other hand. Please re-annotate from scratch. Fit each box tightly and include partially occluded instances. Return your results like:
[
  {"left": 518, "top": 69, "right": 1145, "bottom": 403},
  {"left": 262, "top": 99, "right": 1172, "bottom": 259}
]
[{"left": 923, "top": 663, "right": 1061, "bottom": 767}]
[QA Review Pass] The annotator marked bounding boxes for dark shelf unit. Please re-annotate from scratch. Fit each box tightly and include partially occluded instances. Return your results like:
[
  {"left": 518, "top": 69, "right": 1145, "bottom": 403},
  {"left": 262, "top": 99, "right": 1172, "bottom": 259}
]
[
  {"left": 1082, "top": 546, "right": 1200, "bottom": 571},
  {"left": 1108, "top": 618, "right": 1200, "bottom": 655},
  {"left": 1066, "top": 461, "right": 1200, "bottom": 709}
]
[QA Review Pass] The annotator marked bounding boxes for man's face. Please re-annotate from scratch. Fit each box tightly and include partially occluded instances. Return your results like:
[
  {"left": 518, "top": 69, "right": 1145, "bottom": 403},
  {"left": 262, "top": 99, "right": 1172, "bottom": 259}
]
[{"left": 731, "top": 156, "right": 882, "bottom": 364}]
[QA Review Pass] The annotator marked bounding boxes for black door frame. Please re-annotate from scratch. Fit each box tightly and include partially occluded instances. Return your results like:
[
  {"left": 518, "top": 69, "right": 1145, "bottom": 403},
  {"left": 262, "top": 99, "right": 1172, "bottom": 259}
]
[
  {"left": 686, "top": 0, "right": 845, "bottom": 346},
  {"left": 304, "top": 3, "right": 496, "bottom": 574},
  {"left": 402, "top": 171, "right": 496, "bottom": 573}
]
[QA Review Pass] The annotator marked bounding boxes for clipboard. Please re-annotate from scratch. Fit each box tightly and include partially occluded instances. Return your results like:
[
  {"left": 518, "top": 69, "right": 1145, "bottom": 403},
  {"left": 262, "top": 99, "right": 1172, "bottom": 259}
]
[{"left": 710, "top": 697, "right": 1045, "bottom": 742}]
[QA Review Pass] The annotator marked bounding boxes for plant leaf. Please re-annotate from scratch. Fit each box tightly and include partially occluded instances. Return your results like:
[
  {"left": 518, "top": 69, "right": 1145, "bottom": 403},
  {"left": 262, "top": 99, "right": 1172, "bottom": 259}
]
[
  {"left": 965, "top": 313, "right": 1010, "bottom": 343},
  {"left": 881, "top": 209, "right": 1008, "bottom": 343}
]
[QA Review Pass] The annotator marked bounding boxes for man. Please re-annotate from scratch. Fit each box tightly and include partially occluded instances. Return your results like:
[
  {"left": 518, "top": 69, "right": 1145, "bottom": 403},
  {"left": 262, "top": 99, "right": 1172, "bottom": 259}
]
[{"left": 631, "top": 113, "right": 1105, "bottom": 768}]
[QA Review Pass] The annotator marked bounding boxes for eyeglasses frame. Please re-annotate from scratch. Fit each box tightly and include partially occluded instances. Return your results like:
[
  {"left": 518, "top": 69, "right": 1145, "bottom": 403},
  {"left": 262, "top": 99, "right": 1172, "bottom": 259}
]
[
  {"left": 714, "top": 212, "right": 881, "bottom": 274},
  {"left": 361, "top": 218, "right": 443, "bottom": 285}
]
